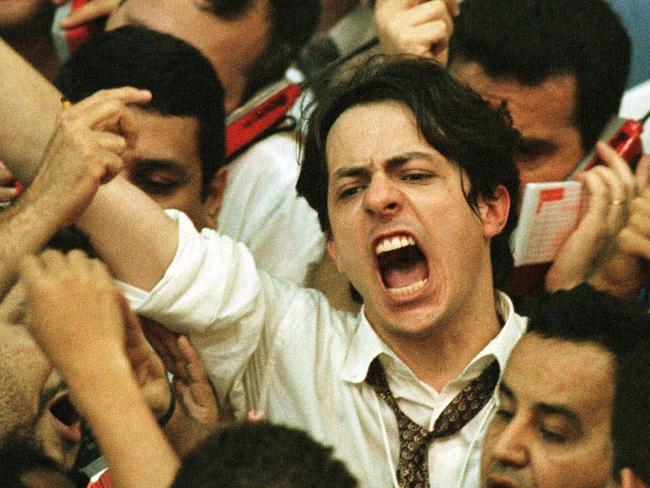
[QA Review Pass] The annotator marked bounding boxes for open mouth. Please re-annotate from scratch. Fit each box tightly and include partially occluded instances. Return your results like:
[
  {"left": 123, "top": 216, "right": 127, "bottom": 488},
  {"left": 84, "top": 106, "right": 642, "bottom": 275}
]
[
  {"left": 49, "top": 393, "right": 82, "bottom": 444},
  {"left": 375, "top": 234, "right": 429, "bottom": 296}
]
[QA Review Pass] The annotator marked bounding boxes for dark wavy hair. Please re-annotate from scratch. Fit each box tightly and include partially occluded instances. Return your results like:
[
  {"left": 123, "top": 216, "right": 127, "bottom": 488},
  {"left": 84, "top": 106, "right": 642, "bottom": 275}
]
[{"left": 297, "top": 55, "right": 521, "bottom": 289}]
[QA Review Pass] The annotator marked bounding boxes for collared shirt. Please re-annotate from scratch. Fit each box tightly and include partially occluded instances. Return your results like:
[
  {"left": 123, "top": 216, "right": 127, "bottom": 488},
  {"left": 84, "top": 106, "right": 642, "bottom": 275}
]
[
  {"left": 218, "top": 132, "right": 324, "bottom": 286},
  {"left": 120, "top": 211, "right": 527, "bottom": 488}
]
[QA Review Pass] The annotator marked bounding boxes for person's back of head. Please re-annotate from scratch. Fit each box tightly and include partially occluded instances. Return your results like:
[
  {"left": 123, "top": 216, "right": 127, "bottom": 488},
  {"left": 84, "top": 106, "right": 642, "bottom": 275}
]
[
  {"left": 54, "top": 25, "right": 226, "bottom": 197},
  {"left": 613, "top": 341, "right": 650, "bottom": 487},
  {"left": 171, "top": 422, "right": 357, "bottom": 488},
  {"left": 527, "top": 284, "right": 650, "bottom": 364},
  {"left": 449, "top": 0, "right": 630, "bottom": 153}
]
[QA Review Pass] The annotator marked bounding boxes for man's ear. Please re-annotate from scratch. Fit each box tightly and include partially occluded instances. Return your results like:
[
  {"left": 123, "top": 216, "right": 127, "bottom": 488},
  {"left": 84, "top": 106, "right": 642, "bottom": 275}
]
[
  {"left": 619, "top": 468, "right": 649, "bottom": 488},
  {"left": 203, "top": 166, "right": 228, "bottom": 229},
  {"left": 326, "top": 234, "right": 344, "bottom": 273},
  {"left": 478, "top": 185, "right": 511, "bottom": 239}
]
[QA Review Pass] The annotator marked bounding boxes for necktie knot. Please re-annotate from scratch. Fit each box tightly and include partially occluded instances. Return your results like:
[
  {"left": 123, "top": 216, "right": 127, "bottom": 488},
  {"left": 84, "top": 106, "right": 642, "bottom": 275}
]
[{"left": 366, "top": 358, "right": 500, "bottom": 488}]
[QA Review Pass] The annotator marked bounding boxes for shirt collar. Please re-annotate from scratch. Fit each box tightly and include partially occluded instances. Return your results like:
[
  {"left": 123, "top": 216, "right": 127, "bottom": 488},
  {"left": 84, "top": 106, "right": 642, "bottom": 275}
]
[
  {"left": 341, "top": 306, "right": 390, "bottom": 383},
  {"left": 453, "top": 291, "right": 527, "bottom": 382},
  {"left": 340, "top": 291, "right": 527, "bottom": 385}
]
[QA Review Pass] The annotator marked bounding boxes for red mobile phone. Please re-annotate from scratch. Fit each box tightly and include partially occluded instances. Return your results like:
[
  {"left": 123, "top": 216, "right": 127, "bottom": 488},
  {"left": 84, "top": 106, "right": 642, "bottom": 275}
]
[
  {"left": 569, "top": 109, "right": 650, "bottom": 177},
  {"left": 510, "top": 110, "right": 649, "bottom": 300}
]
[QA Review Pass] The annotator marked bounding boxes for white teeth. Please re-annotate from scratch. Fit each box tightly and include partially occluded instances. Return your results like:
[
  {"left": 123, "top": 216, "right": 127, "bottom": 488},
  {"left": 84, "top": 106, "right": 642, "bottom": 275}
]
[
  {"left": 387, "top": 279, "right": 428, "bottom": 295},
  {"left": 376, "top": 235, "right": 416, "bottom": 255}
]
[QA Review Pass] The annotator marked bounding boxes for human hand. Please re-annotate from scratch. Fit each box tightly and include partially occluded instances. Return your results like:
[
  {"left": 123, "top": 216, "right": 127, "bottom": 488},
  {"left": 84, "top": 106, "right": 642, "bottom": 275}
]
[
  {"left": 545, "top": 143, "right": 639, "bottom": 292},
  {"left": 52, "top": 0, "right": 120, "bottom": 30},
  {"left": 374, "top": 0, "right": 459, "bottom": 66},
  {"left": 124, "top": 314, "right": 172, "bottom": 420},
  {"left": 142, "top": 319, "right": 219, "bottom": 456},
  {"left": 589, "top": 155, "right": 650, "bottom": 298},
  {"left": 18, "top": 249, "right": 129, "bottom": 378},
  {"left": 0, "top": 162, "right": 22, "bottom": 203},
  {"left": 142, "top": 320, "right": 219, "bottom": 427},
  {"left": 30, "top": 87, "right": 151, "bottom": 227}
]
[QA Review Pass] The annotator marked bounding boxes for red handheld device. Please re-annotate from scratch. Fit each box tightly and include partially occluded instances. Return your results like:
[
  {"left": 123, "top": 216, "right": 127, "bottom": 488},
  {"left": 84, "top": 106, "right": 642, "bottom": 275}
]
[
  {"left": 510, "top": 109, "right": 649, "bottom": 299},
  {"left": 570, "top": 109, "right": 650, "bottom": 176}
]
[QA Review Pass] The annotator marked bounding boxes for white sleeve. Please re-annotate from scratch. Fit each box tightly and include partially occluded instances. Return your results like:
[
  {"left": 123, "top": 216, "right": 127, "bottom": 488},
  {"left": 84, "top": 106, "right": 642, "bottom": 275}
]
[{"left": 117, "top": 210, "right": 295, "bottom": 409}]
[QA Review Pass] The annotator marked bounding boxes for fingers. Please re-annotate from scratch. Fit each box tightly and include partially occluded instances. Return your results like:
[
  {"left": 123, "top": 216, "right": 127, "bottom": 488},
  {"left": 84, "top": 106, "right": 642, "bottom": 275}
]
[
  {"left": 596, "top": 141, "right": 636, "bottom": 195},
  {"left": 67, "top": 87, "right": 152, "bottom": 116},
  {"left": 0, "top": 162, "right": 21, "bottom": 202},
  {"left": 375, "top": 0, "right": 454, "bottom": 63},
  {"left": 143, "top": 320, "right": 187, "bottom": 378},
  {"left": 177, "top": 335, "right": 206, "bottom": 385},
  {"left": 618, "top": 188, "right": 650, "bottom": 261},
  {"left": 445, "top": 0, "right": 460, "bottom": 17},
  {"left": 635, "top": 154, "right": 650, "bottom": 191},
  {"left": 57, "top": 0, "right": 121, "bottom": 30}
]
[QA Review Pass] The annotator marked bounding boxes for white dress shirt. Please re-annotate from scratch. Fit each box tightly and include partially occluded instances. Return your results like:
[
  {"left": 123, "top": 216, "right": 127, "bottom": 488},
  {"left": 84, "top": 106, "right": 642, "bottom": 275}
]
[
  {"left": 218, "top": 132, "right": 324, "bottom": 285},
  {"left": 120, "top": 211, "right": 527, "bottom": 488}
]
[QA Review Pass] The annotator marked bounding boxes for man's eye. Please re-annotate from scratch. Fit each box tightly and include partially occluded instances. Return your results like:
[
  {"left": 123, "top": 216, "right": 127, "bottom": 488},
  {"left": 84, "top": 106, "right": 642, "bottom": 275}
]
[
  {"left": 495, "top": 408, "right": 514, "bottom": 422},
  {"left": 338, "top": 185, "right": 362, "bottom": 200},
  {"left": 133, "top": 176, "right": 180, "bottom": 196},
  {"left": 403, "top": 172, "right": 431, "bottom": 182},
  {"left": 540, "top": 428, "right": 568, "bottom": 444}
]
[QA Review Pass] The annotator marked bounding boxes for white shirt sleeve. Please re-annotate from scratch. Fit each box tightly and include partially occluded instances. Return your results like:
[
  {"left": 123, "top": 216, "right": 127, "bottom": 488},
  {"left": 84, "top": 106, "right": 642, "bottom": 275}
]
[{"left": 117, "top": 209, "right": 306, "bottom": 409}]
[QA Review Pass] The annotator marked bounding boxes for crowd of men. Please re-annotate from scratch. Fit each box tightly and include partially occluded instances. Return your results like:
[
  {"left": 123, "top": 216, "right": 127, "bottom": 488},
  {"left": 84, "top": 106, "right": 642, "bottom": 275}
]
[{"left": 0, "top": 0, "right": 649, "bottom": 487}]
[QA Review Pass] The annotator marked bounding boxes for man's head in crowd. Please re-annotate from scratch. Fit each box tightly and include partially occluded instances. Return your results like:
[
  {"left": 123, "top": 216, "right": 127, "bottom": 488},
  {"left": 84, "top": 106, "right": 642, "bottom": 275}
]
[
  {"left": 481, "top": 285, "right": 650, "bottom": 488},
  {"left": 297, "top": 56, "right": 519, "bottom": 343},
  {"left": 54, "top": 26, "right": 227, "bottom": 230},
  {"left": 449, "top": 0, "right": 630, "bottom": 189},
  {"left": 0, "top": 304, "right": 81, "bottom": 474},
  {"left": 106, "top": 0, "right": 319, "bottom": 112},
  {"left": 612, "top": 342, "right": 650, "bottom": 488},
  {"left": 171, "top": 422, "right": 357, "bottom": 487}
]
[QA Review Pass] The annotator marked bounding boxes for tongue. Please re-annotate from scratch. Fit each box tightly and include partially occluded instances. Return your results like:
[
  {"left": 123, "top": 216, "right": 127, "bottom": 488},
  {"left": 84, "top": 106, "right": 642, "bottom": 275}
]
[{"left": 383, "top": 259, "right": 428, "bottom": 289}]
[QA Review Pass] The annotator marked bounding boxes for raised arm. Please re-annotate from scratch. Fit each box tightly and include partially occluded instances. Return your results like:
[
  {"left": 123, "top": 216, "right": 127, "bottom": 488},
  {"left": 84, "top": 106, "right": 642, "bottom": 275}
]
[
  {"left": 0, "top": 87, "right": 151, "bottom": 298},
  {"left": 0, "top": 38, "right": 62, "bottom": 182},
  {"left": 19, "top": 249, "right": 181, "bottom": 488}
]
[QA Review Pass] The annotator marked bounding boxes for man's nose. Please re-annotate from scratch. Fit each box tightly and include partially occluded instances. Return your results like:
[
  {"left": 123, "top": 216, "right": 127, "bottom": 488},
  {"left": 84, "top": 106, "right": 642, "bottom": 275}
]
[
  {"left": 491, "top": 418, "right": 530, "bottom": 468},
  {"left": 363, "top": 174, "right": 403, "bottom": 219}
]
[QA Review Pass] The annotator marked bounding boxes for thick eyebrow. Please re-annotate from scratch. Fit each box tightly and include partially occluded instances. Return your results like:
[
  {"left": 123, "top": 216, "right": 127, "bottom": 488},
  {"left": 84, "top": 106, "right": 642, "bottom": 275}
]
[
  {"left": 533, "top": 403, "right": 584, "bottom": 433},
  {"left": 332, "top": 151, "right": 439, "bottom": 180},
  {"left": 500, "top": 380, "right": 584, "bottom": 433},
  {"left": 130, "top": 159, "right": 190, "bottom": 180}
]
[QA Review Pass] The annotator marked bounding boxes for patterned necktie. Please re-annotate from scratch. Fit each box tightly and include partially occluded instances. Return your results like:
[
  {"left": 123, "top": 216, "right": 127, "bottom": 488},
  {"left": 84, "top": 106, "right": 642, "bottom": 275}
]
[{"left": 366, "top": 358, "right": 500, "bottom": 488}]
